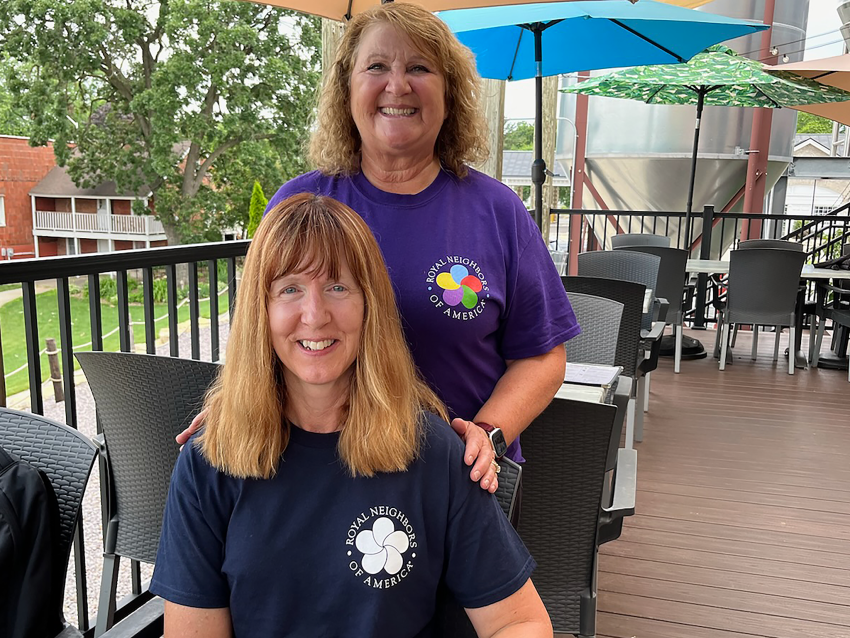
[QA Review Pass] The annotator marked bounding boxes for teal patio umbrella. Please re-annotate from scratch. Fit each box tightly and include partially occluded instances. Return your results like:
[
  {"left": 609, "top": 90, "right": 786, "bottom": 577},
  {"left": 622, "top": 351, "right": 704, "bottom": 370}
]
[
  {"left": 439, "top": 1, "right": 768, "bottom": 230},
  {"left": 561, "top": 45, "right": 850, "bottom": 235}
]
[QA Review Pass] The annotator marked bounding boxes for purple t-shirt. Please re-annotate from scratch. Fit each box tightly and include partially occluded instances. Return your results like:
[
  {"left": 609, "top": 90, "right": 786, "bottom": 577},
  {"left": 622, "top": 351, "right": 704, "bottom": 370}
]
[{"left": 267, "top": 167, "right": 580, "bottom": 461}]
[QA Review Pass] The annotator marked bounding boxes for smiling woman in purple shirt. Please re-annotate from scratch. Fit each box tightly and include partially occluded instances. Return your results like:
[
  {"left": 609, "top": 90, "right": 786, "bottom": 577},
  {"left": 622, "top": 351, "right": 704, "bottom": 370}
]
[{"left": 180, "top": 2, "right": 579, "bottom": 506}]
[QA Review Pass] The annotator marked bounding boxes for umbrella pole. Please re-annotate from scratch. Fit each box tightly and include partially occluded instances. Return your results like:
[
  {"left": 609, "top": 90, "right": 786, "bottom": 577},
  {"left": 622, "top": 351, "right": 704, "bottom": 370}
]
[
  {"left": 684, "top": 88, "right": 706, "bottom": 249},
  {"left": 531, "top": 26, "right": 545, "bottom": 233}
]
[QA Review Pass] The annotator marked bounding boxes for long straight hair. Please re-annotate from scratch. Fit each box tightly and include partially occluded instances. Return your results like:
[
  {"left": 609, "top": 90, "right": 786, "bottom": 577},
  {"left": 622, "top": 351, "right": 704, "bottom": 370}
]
[{"left": 198, "top": 193, "right": 447, "bottom": 479}]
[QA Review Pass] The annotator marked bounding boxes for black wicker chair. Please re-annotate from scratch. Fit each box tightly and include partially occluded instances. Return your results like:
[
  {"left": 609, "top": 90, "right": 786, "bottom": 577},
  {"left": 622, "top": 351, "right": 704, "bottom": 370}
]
[
  {"left": 562, "top": 276, "right": 647, "bottom": 448},
  {"left": 431, "top": 457, "right": 523, "bottom": 637},
  {"left": 517, "top": 398, "right": 635, "bottom": 637},
  {"left": 75, "top": 351, "right": 221, "bottom": 637},
  {"left": 0, "top": 408, "right": 98, "bottom": 637}
]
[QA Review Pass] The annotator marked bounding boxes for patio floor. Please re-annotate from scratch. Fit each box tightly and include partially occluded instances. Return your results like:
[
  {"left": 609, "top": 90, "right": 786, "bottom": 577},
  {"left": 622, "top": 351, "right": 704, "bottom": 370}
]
[{"left": 595, "top": 327, "right": 850, "bottom": 638}]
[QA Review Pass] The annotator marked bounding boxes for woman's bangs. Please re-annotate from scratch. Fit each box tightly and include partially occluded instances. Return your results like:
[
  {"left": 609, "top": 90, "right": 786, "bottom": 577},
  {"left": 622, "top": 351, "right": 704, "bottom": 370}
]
[{"left": 267, "top": 215, "right": 347, "bottom": 284}]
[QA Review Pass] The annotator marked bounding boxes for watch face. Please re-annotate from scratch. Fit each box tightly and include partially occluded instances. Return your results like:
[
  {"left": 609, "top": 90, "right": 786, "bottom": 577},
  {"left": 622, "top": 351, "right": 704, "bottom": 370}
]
[{"left": 490, "top": 429, "right": 508, "bottom": 458}]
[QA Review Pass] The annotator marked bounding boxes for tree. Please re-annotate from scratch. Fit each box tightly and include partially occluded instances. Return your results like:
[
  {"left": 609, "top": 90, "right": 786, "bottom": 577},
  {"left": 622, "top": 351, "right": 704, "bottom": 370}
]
[
  {"left": 796, "top": 112, "right": 836, "bottom": 135},
  {"left": 503, "top": 121, "right": 535, "bottom": 151},
  {"left": 0, "top": 0, "right": 321, "bottom": 244},
  {"left": 247, "top": 180, "right": 267, "bottom": 238},
  {"left": 0, "top": 59, "right": 30, "bottom": 136}
]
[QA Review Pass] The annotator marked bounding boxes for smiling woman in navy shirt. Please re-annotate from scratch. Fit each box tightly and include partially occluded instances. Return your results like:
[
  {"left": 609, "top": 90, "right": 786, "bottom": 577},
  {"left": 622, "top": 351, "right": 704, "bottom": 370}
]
[{"left": 151, "top": 193, "right": 552, "bottom": 637}]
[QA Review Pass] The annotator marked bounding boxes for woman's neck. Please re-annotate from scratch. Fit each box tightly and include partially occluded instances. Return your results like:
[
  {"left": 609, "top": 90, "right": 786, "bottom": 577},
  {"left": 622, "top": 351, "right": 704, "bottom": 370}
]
[
  {"left": 360, "top": 151, "right": 441, "bottom": 195},
  {"left": 285, "top": 388, "right": 347, "bottom": 434}
]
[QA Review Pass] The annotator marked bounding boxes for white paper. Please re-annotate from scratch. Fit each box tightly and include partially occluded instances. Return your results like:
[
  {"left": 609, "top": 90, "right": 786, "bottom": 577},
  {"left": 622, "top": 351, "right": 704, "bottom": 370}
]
[{"left": 563, "top": 362, "right": 622, "bottom": 387}]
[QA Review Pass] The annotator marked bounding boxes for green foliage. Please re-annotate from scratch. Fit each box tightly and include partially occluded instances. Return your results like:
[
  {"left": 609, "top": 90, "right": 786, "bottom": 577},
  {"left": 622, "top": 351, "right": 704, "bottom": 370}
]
[
  {"left": 247, "top": 180, "right": 267, "bottom": 238},
  {"left": 796, "top": 112, "right": 836, "bottom": 135},
  {"left": 0, "top": 62, "right": 30, "bottom": 136},
  {"left": 503, "top": 121, "right": 535, "bottom": 150},
  {"left": 0, "top": 0, "right": 321, "bottom": 244}
]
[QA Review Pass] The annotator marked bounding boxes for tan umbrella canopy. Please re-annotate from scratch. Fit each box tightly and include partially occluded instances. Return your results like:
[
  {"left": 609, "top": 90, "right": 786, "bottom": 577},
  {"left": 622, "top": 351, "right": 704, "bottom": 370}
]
[
  {"left": 252, "top": 0, "right": 714, "bottom": 23},
  {"left": 766, "top": 54, "right": 850, "bottom": 126}
]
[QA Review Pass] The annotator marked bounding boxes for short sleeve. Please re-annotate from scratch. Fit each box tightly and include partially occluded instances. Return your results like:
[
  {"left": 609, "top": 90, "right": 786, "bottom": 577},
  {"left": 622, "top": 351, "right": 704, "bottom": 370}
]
[
  {"left": 499, "top": 198, "right": 580, "bottom": 360},
  {"left": 149, "top": 444, "right": 230, "bottom": 608},
  {"left": 442, "top": 465, "right": 535, "bottom": 608}
]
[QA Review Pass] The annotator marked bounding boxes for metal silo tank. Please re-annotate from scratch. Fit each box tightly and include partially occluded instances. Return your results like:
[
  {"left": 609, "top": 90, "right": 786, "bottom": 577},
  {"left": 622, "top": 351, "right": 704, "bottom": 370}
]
[{"left": 556, "top": 0, "right": 808, "bottom": 247}]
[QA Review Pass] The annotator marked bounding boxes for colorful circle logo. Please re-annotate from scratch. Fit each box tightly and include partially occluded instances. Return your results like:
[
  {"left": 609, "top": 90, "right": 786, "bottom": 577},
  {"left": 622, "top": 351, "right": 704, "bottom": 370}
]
[{"left": 436, "top": 265, "right": 483, "bottom": 309}]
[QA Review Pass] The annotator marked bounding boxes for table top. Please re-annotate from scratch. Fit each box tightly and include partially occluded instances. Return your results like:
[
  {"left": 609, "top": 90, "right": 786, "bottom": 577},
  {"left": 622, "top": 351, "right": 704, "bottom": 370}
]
[
  {"left": 687, "top": 259, "right": 850, "bottom": 281},
  {"left": 687, "top": 259, "right": 728, "bottom": 274}
]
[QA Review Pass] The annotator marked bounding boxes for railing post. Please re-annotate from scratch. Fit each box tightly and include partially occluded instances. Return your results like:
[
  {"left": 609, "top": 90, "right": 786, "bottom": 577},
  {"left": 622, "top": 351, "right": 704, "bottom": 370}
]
[
  {"left": 567, "top": 211, "right": 582, "bottom": 275},
  {"left": 46, "top": 337, "right": 64, "bottom": 403},
  {"left": 694, "top": 205, "right": 715, "bottom": 329}
]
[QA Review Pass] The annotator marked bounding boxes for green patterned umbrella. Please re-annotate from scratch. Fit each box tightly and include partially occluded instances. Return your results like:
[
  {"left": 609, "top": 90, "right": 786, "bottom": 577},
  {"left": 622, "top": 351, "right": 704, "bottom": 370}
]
[{"left": 562, "top": 45, "right": 850, "bottom": 228}]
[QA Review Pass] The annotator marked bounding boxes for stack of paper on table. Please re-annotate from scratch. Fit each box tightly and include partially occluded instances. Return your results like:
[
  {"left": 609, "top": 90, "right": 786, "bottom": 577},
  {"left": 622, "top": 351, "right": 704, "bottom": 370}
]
[{"left": 558, "top": 363, "right": 623, "bottom": 404}]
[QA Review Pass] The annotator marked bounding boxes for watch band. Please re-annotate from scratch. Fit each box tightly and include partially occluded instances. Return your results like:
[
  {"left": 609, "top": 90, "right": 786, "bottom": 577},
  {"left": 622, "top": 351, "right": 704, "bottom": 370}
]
[{"left": 474, "top": 421, "right": 508, "bottom": 459}]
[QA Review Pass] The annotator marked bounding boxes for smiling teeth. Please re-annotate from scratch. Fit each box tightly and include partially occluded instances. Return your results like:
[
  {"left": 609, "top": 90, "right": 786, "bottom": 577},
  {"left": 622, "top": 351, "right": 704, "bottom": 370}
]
[
  {"left": 300, "top": 339, "right": 334, "bottom": 351},
  {"left": 381, "top": 107, "right": 415, "bottom": 115}
]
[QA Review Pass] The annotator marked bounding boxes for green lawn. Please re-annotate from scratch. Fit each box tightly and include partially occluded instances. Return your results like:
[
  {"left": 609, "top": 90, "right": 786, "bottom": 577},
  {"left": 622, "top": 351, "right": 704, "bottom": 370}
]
[{"left": 1, "top": 288, "right": 231, "bottom": 398}]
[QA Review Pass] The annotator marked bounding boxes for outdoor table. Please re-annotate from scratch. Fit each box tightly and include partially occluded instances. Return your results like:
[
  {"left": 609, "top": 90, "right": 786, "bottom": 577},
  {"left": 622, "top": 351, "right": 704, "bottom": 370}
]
[
  {"left": 808, "top": 265, "right": 850, "bottom": 371},
  {"left": 686, "top": 261, "right": 850, "bottom": 369}
]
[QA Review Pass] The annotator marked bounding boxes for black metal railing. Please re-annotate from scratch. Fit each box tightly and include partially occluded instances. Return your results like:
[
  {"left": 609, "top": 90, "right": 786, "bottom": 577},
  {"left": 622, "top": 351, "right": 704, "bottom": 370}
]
[
  {"left": 3, "top": 205, "right": 849, "bottom": 634},
  {"left": 0, "top": 240, "right": 249, "bottom": 633}
]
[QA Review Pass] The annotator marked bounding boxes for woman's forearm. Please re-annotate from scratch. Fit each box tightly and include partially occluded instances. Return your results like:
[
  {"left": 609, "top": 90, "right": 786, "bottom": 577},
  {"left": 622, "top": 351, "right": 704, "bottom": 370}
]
[{"left": 473, "top": 343, "right": 566, "bottom": 445}]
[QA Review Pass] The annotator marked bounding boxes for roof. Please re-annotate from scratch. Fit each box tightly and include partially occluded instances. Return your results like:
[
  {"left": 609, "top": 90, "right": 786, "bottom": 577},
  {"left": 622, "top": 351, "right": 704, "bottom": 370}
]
[
  {"left": 30, "top": 165, "right": 152, "bottom": 199},
  {"left": 502, "top": 150, "right": 570, "bottom": 186},
  {"left": 794, "top": 133, "right": 844, "bottom": 156}
]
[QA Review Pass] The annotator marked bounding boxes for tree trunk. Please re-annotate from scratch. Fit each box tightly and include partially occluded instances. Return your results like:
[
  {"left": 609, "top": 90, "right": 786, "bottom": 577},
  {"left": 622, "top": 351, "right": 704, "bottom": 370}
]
[
  {"left": 475, "top": 78, "right": 506, "bottom": 180},
  {"left": 163, "top": 222, "right": 189, "bottom": 287},
  {"left": 541, "top": 75, "right": 558, "bottom": 244},
  {"left": 322, "top": 19, "right": 346, "bottom": 77}
]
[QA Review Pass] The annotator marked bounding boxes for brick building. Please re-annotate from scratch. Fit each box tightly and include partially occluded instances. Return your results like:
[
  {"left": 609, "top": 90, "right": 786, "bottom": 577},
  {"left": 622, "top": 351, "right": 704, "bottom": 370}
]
[
  {"left": 0, "top": 136, "right": 57, "bottom": 259},
  {"left": 0, "top": 135, "right": 167, "bottom": 259}
]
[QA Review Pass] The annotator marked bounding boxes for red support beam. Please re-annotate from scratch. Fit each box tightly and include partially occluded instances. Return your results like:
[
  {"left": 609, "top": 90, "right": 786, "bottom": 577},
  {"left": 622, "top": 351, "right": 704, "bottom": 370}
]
[{"left": 741, "top": 0, "right": 776, "bottom": 240}]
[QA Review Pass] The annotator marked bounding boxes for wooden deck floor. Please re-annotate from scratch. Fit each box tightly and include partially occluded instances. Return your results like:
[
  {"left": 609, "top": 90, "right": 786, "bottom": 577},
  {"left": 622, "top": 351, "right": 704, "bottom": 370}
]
[{"left": 595, "top": 327, "right": 850, "bottom": 638}]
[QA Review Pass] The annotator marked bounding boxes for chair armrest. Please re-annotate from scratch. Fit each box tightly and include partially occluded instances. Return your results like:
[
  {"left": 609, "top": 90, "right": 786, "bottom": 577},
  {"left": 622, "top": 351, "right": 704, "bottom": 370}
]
[
  {"left": 598, "top": 448, "right": 637, "bottom": 545},
  {"left": 606, "top": 448, "right": 636, "bottom": 516},
  {"left": 97, "top": 597, "right": 164, "bottom": 638},
  {"left": 654, "top": 297, "right": 669, "bottom": 323},
  {"left": 641, "top": 321, "right": 665, "bottom": 341}
]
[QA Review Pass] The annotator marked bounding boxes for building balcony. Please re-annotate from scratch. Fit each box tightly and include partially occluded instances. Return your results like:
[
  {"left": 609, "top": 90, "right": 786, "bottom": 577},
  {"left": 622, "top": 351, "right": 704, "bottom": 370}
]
[{"left": 33, "top": 210, "right": 167, "bottom": 242}]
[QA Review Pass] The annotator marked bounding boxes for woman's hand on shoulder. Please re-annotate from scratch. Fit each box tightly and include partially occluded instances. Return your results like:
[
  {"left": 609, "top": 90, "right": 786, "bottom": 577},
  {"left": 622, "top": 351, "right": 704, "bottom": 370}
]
[
  {"left": 450, "top": 418, "right": 499, "bottom": 493},
  {"left": 175, "top": 409, "right": 207, "bottom": 447}
]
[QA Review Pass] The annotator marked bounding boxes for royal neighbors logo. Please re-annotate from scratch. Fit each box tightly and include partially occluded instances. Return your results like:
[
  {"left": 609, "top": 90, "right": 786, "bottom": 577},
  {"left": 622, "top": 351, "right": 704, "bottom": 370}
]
[
  {"left": 426, "top": 256, "right": 490, "bottom": 321},
  {"left": 346, "top": 506, "right": 417, "bottom": 590}
]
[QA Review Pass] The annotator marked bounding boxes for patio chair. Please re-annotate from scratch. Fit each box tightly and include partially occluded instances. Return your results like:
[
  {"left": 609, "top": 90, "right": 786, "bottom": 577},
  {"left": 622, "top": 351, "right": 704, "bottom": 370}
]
[
  {"left": 717, "top": 248, "right": 807, "bottom": 374},
  {"left": 578, "top": 250, "right": 661, "bottom": 332},
  {"left": 562, "top": 276, "right": 644, "bottom": 448},
  {"left": 564, "top": 292, "right": 624, "bottom": 367},
  {"left": 614, "top": 246, "right": 689, "bottom": 373},
  {"left": 74, "top": 351, "right": 221, "bottom": 637},
  {"left": 738, "top": 238, "right": 803, "bottom": 251},
  {"left": 431, "top": 457, "right": 522, "bottom": 638},
  {"left": 517, "top": 397, "right": 636, "bottom": 637},
  {"left": 610, "top": 233, "right": 670, "bottom": 249},
  {"left": 576, "top": 252, "right": 665, "bottom": 438},
  {"left": 810, "top": 243, "right": 850, "bottom": 366},
  {"left": 0, "top": 407, "right": 98, "bottom": 638}
]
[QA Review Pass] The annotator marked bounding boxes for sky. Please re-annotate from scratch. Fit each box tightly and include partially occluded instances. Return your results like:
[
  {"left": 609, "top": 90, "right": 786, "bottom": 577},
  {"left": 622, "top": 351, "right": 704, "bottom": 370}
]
[{"left": 503, "top": 0, "right": 848, "bottom": 121}]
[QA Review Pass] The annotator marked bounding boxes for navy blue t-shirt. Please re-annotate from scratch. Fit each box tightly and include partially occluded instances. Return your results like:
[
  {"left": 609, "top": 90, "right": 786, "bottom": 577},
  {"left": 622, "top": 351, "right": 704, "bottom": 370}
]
[{"left": 150, "top": 414, "right": 535, "bottom": 637}]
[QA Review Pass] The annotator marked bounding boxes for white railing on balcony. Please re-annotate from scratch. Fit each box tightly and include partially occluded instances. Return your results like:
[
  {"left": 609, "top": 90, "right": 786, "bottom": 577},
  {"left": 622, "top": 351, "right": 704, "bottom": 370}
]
[{"left": 34, "top": 211, "right": 165, "bottom": 236}]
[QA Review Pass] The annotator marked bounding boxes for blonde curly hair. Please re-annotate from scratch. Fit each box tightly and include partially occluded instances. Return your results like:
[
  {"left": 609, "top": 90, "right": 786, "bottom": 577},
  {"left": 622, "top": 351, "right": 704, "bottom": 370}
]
[{"left": 309, "top": 2, "right": 489, "bottom": 178}]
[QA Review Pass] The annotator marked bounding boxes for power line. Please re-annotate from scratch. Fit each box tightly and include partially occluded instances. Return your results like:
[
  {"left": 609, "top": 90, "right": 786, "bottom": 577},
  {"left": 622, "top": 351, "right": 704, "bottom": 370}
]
[
  {"left": 737, "top": 27, "right": 844, "bottom": 58},
  {"left": 757, "top": 38, "right": 846, "bottom": 63}
]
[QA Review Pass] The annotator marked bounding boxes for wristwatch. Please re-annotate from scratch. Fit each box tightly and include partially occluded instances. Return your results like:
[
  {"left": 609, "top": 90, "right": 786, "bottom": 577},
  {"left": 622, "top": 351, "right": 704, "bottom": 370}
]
[{"left": 475, "top": 422, "right": 508, "bottom": 459}]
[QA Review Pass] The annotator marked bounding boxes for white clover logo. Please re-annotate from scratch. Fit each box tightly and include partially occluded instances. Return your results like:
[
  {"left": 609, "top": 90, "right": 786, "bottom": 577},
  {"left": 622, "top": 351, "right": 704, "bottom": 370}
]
[{"left": 355, "top": 516, "right": 410, "bottom": 575}]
